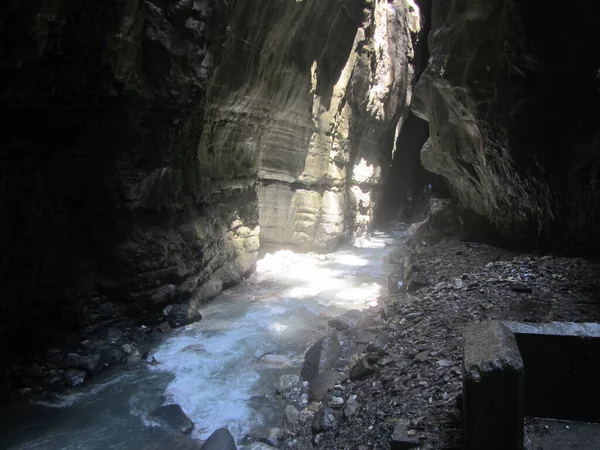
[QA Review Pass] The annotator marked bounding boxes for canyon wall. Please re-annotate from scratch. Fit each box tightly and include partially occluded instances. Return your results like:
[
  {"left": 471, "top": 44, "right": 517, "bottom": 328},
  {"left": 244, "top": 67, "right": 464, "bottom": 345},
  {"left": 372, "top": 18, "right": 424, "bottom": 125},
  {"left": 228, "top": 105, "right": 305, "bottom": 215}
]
[
  {"left": 0, "top": 0, "right": 423, "bottom": 357},
  {"left": 202, "top": 0, "right": 421, "bottom": 250},
  {"left": 413, "top": 0, "right": 600, "bottom": 251},
  {"left": 0, "top": 0, "right": 250, "bottom": 356}
]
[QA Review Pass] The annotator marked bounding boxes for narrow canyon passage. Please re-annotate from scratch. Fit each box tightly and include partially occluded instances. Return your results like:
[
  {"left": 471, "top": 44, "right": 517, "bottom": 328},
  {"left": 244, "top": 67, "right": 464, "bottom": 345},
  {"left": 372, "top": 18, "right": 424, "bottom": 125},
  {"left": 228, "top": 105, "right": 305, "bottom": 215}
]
[
  {"left": 3, "top": 0, "right": 600, "bottom": 448},
  {"left": 0, "top": 227, "right": 406, "bottom": 449}
]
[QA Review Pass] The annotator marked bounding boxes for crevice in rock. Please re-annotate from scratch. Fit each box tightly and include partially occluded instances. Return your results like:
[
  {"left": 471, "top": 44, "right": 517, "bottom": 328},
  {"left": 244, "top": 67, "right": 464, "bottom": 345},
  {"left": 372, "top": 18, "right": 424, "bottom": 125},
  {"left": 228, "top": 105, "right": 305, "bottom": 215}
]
[{"left": 375, "top": 0, "right": 437, "bottom": 224}]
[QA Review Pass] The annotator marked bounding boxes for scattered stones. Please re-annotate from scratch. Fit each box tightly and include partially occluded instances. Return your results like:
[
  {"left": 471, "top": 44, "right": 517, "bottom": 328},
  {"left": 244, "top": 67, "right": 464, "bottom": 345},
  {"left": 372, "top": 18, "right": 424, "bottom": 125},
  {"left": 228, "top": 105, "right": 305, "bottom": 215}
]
[
  {"left": 328, "top": 310, "right": 362, "bottom": 331},
  {"left": 131, "top": 325, "right": 152, "bottom": 342},
  {"left": 157, "top": 322, "right": 171, "bottom": 333},
  {"left": 62, "top": 369, "right": 87, "bottom": 387},
  {"left": 343, "top": 395, "right": 358, "bottom": 418},
  {"left": 303, "top": 232, "right": 600, "bottom": 450},
  {"left": 166, "top": 304, "right": 202, "bottom": 328},
  {"left": 299, "top": 409, "right": 315, "bottom": 423},
  {"left": 258, "top": 354, "right": 294, "bottom": 368},
  {"left": 301, "top": 334, "right": 341, "bottom": 383},
  {"left": 63, "top": 353, "right": 103, "bottom": 376},
  {"left": 329, "top": 396, "right": 344, "bottom": 408},
  {"left": 349, "top": 356, "right": 376, "bottom": 380},
  {"left": 260, "top": 428, "right": 284, "bottom": 447},
  {"left": 414, "top": 350, "right": 430, "bottom": 363},
  {"left": 312, "top": 406, "right": 336, "bottom": 433},
  {"left": 202, "top": 427, "right": 237, "bottom": 450},
  {"left": 244, "top": 443, "right": 277, "bottom": 450},
  {"left": 284, "top": 405, "right": 300, "bottom": 433},
  {"left": 391, "top": 418, "right": 421, "bottom": 449},
  {"left": 367, "top": 332, "right": 391, "bottom": 354},
  {"left": 150, "top": 404, "right": 194, "bottom": 435},
  {"left": 407, "top": 272, "right": 429, "bottom": 291},
  {"left": 96, "top": 345, "right": 127, "bottom": 365},
  {"left": 509, "top": 281, "right": 532, "bottom": 293},
  {"left": 277, "top": 374, "right": 300, "bottom": 394}
]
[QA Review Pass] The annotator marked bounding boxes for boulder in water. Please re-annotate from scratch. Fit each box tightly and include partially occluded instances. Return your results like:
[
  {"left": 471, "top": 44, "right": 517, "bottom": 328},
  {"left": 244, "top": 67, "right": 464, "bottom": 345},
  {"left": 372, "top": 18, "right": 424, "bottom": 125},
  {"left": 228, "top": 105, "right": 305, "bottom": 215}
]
[
  {"left": 167, "top": 304, "right": 202, "bottom": 328},
  {"left": 201, "top": 427, "right": 237, "bottom": 450},
  {"left": 328, "top": 310, "right": 362, "bottom": 331},
  {"left": 62, "top": 353, "right": 103, "bottom": 376},
  {"left": 150, "top": 404, "right": 194, "bottom": 435},
  {"left": 96, "top": 345, "right": 127, "bottom": 365},
  {"left": 277, "top": 374, "right": 300, "bottom": 393},
  {"left": 62, "top": 369, "right": 87, "bottom": 387}
]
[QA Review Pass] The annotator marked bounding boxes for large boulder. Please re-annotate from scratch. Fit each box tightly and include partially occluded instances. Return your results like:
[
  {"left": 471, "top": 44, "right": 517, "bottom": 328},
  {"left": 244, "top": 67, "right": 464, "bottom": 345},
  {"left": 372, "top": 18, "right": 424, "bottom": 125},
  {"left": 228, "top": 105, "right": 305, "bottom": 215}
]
[
  {"left": 62, "top": 353, "right": 103, "bottom": 376},
  {"left": 301, "top": 334, "right": 341, "bottom": 383},
  {"left": 150, "top": 404, "right": 195, "bottom": 436},
  {"left": 201, "top": 428, "right": 237, "bottom": 450},
  {"left": 166, "top": 304, "right": 203, "bottom": 328}
]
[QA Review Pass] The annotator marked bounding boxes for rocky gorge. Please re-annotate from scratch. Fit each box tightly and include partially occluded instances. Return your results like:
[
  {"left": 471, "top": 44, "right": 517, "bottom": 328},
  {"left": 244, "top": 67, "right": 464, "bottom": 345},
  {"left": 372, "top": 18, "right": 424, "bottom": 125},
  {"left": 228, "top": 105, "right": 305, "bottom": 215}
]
[{"left": 2, "top": 0, "right": 600, "bottom": 448}]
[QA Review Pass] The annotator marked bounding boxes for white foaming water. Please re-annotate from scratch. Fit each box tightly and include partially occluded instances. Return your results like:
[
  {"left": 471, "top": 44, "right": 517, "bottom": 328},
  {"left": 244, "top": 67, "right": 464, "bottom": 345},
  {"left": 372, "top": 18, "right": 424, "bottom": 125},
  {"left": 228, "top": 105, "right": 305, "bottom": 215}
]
[
  {"left": 1, "top": 225, "right": 407, "bottom": 449},
  {"left": 148, "top": 228, "right": 405, "bottom": 442}
]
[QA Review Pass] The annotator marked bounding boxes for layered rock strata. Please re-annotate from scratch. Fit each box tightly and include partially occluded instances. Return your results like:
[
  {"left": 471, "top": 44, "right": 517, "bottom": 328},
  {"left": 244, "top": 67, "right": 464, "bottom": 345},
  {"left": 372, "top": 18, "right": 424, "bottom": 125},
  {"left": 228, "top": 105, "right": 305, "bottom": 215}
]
[{"left": 204, "top": 0, "right": 422, "bottom": 250}]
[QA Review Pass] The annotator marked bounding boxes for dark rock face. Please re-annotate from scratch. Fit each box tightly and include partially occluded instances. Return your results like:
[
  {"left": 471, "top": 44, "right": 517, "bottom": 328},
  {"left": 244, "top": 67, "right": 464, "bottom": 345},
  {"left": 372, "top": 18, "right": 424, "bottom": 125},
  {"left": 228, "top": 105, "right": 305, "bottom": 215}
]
[
  {"left": 0, "top": 0, "right": 254, "bottom": 360},
  {"left": 413, "top": 0, "right": 600, "bottom": 251}
]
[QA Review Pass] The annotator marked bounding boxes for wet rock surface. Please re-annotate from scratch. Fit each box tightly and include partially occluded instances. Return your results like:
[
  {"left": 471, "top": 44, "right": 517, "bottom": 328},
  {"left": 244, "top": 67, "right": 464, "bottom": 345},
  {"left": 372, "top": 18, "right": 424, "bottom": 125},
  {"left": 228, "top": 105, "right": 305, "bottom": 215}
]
[
  {"left": 150, "top": 404, "right": 195, "bottom": 436},
  {"left": 6, "top": 320, "right": 163, "bottom": 399}
]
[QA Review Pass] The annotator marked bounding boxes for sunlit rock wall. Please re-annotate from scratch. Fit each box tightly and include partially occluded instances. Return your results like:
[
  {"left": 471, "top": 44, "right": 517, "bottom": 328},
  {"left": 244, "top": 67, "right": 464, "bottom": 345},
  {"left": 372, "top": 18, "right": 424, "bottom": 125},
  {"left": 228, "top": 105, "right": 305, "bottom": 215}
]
[
  {"left": 200, "top": 0, "right": 421, "bottom": 250},
  {"left": 0, "top": 0, "right": 424, "bottom": 363}
]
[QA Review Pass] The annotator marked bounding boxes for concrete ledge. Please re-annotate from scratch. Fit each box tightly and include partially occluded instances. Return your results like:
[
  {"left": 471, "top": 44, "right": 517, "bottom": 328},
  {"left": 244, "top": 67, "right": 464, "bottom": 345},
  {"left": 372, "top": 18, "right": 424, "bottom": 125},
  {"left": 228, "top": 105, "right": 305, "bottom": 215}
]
[
  {"left": 503, "top": 321, "right": 600, "bottom": 338},
  {"left": 503, "top": 321, "right": 600, "bottom": 422},
  {"left": 463, "top": 321, "right": 524, "bottom": 450}
]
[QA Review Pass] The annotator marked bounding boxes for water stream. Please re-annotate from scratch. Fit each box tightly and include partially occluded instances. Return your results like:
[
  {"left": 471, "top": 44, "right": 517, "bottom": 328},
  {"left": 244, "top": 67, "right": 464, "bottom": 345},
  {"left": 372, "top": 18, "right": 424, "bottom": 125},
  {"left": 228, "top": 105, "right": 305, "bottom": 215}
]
[{"left": 1, "top": 226, "right": 406, "bottom": 449}]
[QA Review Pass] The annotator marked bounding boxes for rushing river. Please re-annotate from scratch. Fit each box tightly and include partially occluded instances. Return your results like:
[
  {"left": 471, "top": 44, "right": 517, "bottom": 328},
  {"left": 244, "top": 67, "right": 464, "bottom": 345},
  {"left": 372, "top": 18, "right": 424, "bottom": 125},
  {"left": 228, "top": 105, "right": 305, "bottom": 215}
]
[{"left": 0, "top": 225, "right": 406, "bottom": 449}]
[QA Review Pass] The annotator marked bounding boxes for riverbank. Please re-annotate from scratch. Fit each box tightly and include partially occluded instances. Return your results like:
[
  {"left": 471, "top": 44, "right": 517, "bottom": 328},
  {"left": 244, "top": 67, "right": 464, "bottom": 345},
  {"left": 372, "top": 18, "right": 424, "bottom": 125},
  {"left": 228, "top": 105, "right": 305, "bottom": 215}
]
[
  {"left": 0, "top": 227, "right": 404, "bottom": 449},
  {"left": 278, "top": 226, "right": 600, "bottom": 449},
  {"left": 3, "top": 201, "right": 600, "bottom": 449}
]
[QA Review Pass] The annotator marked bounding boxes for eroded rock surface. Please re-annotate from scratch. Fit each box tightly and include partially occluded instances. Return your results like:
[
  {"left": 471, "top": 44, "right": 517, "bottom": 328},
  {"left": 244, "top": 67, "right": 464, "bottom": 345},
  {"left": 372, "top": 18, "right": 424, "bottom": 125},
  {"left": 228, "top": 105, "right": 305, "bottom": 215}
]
[
  {"left": 413, "top": 0, "right": 600, "bottom": 251},
  {"left": 204, "top": 0, "right": 422, "bottom": 250}
]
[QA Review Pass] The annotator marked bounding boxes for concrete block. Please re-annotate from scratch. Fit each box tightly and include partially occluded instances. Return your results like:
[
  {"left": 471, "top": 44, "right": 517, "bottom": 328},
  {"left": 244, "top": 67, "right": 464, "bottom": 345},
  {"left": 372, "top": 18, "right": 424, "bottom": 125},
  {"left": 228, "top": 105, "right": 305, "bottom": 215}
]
[
  {"left": 463, "top": 321, "right": 524, "bottom": 450},
  {"left": 503, "top": 321, "right": 600, "bottom": 422}
]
